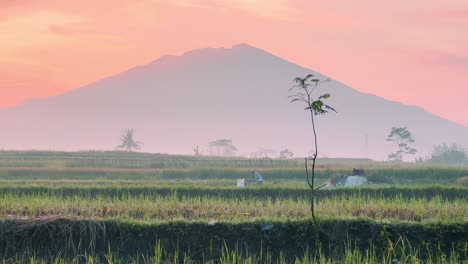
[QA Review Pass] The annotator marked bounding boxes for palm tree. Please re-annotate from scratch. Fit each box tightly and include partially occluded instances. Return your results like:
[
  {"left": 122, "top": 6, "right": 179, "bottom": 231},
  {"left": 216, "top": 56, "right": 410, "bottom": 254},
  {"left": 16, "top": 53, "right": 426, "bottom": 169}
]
[{"left": 117, "top": 129, "right": 142, "bottom": 152}]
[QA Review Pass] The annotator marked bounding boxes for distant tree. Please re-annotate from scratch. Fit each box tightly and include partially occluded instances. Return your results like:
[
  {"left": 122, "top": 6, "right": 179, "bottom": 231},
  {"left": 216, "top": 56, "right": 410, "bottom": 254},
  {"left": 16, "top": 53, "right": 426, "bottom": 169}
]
[
  {"left": 414, "top": 156, "right": 425, "bottom": 163},
  {"left": 193, "top": 146, "right": 202, "bottom": 156},
  {"left": 279, "top": 149, "right": 294, "bottom": 159},
  {"left": 386, "top": 127, "right": 417, "bottom": 161},
  {"left": 209, "top": 139, "right": 237, "bottom": 156},
  {"left": 117, "top": 129, "right": 142, "bottom": 152},
  {"left": 289, "top": 74, "right": 336, "bottom": 221},
  {"left": 429, "top": 143, "right": 466, "bottom": 165},
  {"left": 257, "top": 148, "right": 277, "bottom": 158}
]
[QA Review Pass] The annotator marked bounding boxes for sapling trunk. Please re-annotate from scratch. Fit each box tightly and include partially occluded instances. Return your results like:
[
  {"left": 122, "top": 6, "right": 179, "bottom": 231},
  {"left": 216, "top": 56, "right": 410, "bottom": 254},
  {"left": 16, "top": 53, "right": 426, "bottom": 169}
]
[
  {"left": 307, "top": 109, "right": 318, "bottom": 221},
  {"left": 289, "top": 74, "right": 336, "bottom": 222}
]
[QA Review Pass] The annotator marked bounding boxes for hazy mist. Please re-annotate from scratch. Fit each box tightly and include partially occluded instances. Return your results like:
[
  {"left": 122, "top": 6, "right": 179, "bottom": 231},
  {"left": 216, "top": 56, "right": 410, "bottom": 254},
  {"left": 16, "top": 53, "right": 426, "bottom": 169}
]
[{"left": 1, "top": 44, "right": 467, "bottom": 160}]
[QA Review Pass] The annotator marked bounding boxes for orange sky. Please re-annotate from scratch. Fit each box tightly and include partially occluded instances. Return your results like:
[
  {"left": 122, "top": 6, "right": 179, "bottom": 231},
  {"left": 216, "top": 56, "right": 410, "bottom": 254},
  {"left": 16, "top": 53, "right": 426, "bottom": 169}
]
[{"left": 1, "top": 0, "right": 467, "bottom": 126}]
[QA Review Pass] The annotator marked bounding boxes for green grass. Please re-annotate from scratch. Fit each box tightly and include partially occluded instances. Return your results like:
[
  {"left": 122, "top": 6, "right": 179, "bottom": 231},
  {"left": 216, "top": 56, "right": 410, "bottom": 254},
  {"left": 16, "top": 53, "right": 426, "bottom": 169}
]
[
  {"left": 0, "top": 189, "right": 465, "bottom": 223},
  {"left": 0, "top": 150, "right": 302, "bottom": 168},
  {"left": 0, "top": 151, "right": 467, "bottom": 262},
  {"left": 1, "top": 218, "right": 466, "bottom": 263},
  {"left": 4, "top": 243, "right": 466, "bottom": 264},
  {"left": 1, "top": 165, "right": 467, "bottom": 186},
  {"left": 0, "top": 184, "right": 466, "bottom": 201}
]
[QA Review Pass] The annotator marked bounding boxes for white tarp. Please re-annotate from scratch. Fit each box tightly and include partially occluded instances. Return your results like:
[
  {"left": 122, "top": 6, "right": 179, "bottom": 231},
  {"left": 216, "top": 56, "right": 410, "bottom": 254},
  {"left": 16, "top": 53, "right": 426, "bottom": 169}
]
[
  {"left": 237, "top": 179, "right": 245, "bottom": 188},
  {"left": 344, "top": 176, "right": 367, "bottom": 187}
]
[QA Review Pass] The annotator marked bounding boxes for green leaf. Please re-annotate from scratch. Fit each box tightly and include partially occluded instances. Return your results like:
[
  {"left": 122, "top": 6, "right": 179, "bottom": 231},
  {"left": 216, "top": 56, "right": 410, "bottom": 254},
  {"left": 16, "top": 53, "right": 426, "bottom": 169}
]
[
  {"left": 324, "top": 104, "right": 337, "bottom": 113},
  {"left": 311, "top": 100, "right": 327, "bottom": 115},
  {"left": 318, "top": 93, "right": 331, "bottom": 99}
]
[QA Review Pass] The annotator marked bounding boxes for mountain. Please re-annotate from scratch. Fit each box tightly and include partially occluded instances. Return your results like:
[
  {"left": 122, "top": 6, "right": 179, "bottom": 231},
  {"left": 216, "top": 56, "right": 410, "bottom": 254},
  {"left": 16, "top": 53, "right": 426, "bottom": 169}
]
[{"left": 1, "top": 43, "right": 467, "bottom": 160}]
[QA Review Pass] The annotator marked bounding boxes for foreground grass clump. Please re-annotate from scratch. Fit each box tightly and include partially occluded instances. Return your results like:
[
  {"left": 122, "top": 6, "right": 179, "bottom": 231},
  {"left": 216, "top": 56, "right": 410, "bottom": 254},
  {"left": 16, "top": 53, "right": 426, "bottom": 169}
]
[
  {"left": 4, "top": 244, "right": 466, "bottom": 264},
  {"left": 0, "top": 218, "right": 466, "bottom": 263}
]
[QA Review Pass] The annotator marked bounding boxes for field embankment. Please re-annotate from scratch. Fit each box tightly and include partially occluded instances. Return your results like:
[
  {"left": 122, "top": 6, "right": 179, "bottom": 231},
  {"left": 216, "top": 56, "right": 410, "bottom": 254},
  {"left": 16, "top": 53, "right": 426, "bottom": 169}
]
[{"left": 1, "top": 218, "right": 466, "bottom": 263}]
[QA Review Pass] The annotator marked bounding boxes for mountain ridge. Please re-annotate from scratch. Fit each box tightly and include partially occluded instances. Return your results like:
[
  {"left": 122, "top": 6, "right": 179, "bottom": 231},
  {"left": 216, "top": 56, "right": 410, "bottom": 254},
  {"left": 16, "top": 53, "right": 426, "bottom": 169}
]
[
  {"left": 1, "top": 43, "right": 467, "bottom": 159},
  {"left": 13, "top": 43, "right": 462, "bottom": 128}
]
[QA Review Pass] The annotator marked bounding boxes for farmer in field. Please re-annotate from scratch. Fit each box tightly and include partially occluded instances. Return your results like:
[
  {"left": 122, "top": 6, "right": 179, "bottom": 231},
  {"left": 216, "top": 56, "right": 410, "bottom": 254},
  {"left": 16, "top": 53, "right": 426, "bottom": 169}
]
[{"left": 251, "top": 170, "right": 263, "bottom": 185}]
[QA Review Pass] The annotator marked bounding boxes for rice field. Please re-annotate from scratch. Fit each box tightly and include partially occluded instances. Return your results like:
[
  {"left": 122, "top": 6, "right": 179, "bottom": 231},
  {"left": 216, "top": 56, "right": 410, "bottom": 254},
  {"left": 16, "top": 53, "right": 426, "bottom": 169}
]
[
  {"left": 0, "top": 190, "right": 466, "bottom": 223},
  {"left": 0, "top": 151, "right": 467, "bottom": 263},
  {"left": 1, "top": 165, "right": 467, "bottom": 186}
]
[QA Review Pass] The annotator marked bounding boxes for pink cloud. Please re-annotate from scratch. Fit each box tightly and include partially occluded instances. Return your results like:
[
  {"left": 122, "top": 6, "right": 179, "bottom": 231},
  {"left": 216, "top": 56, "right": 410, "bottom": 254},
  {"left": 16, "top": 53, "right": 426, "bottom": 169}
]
[
  {"left": 0, "top": 0, "right": 35, "bottom": 8},
  {"left": 437, "top": 9, "right": 468, "bottom": 19},
  {"left": 48, "top": 22, "right": 91, "bottom": 36},
  {"left": 438, "top": 53, "right": 468, "bottom": 68},
  {"left": 421, "top": 50, "right": 468, "bottom": 69}
]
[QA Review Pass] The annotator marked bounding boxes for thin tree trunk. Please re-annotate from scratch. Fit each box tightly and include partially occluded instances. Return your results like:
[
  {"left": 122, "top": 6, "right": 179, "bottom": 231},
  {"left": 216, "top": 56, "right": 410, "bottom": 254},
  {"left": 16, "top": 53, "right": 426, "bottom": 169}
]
[{"left": 309, "top": 109, "right": 318, "bottom": 221}]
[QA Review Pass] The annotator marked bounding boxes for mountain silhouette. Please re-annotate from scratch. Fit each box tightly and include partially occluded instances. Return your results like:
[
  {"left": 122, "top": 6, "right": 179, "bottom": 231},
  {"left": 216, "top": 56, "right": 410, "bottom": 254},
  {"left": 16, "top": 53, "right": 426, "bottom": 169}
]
[{"left": 1, "top": 43, "right": 466, "bottom": 160}]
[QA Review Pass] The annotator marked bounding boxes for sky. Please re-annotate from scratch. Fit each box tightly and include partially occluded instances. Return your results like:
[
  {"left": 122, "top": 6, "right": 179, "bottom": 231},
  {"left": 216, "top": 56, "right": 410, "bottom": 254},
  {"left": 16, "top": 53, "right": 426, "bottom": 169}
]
[{"left": 1, "top": 0, "right": 467, "bottom": 126}]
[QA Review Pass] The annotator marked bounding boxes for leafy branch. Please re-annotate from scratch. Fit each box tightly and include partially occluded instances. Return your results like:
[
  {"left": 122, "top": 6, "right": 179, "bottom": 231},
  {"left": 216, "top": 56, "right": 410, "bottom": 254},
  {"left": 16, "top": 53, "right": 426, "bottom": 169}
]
[{"left": 289, "top": 74, "right": 336, "bottom": 222}]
